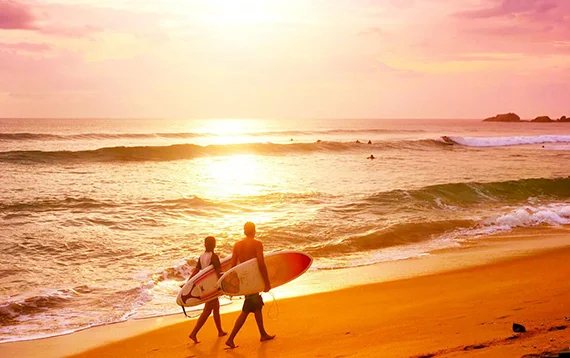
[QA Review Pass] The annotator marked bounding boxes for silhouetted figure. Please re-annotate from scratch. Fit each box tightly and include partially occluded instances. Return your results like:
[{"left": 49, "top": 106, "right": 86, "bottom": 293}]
[
  {"left": 187, "top": 236, "right": 227, "bottom": 343},
  {"left": 225, "top": 222, "right": 275, "bottom": 349},
  {"left": 356, "top": 140, "right": 361, "bottom": 144},
  {"left": 316, "top": 139, "right": 322, "bottom": 143},
  {"left": 367, "top": 154, "right": 375, "bottom": 160},
  {"left": 368, "top": 140, "right": 372, "bottom": 144}
]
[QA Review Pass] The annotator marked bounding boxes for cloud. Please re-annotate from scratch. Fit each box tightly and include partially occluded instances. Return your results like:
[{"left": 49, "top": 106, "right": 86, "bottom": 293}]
[
  {"left": 454, "top": 0, "right": 570, "bottom": 26},
  {"left": 0, "top": 41, "right": 51, "bottom": 52},
  {"left": 0, "top": 0, "right": 36, "bottom": 29},
  {"left": 447, "top": 0, "right": 570, "bottom": 56},
  {"left": 1, "top": 1, "right": 164, "bottom": 40},
  {"left": 454, "top": 0, "right": 558, "bottom": 19},
  {"left": 40, "top": 25, "right": 103, "bottom": 38}
]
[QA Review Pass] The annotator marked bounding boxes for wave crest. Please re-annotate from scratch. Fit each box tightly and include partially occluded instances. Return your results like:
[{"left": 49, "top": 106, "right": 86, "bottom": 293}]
[
  {"left": 443, "top": 135, "right": 570, "bottom": 147},
  {"left": 0, "top": 140, "right": 444, "bottom": 164}
]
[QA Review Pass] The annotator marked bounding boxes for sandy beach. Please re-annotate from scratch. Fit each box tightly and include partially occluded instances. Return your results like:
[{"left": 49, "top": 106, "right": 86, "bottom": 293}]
[
  {"left": 2, "top": 232, "right": 569, "bottom": 358},
  {"left": 4, "top": 0, "right": 570, "bottom": 355}
]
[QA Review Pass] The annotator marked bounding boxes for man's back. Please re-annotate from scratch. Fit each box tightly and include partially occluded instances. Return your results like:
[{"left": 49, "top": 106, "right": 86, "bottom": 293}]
[{"left": 233, "top": 238, "right": 261, "bottom": 264}]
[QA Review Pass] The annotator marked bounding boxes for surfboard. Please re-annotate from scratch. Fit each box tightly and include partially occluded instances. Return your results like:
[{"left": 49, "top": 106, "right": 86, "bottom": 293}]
[
  {"left": 176, "top": 256, "right": 232, "bottom": 307},
  {"left": 441, "top": 136, "right": 456, "bottom": 145},
  {"left": 217, "top": 251, "right": 312, "bottom": 296}
]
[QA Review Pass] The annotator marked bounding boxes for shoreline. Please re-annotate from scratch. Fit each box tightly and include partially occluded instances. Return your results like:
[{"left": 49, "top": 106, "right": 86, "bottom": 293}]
[{"left": 1, "top": 228, "right": 570, "bottom": 357}]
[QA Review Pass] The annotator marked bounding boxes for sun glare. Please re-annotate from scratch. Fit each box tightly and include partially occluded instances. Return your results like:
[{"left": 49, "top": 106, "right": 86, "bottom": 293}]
[
  {"left": 191, "top": 119, "right": 271, "bottom": 145},
  {"left": 195, "top": 119, "right": 251, "bottom": 135},
  {"left": 202, "top": 0, "right": 279, "bottom": 24},
  {"left": 200, "top": 155, "right": 267, "bottom": 199}
]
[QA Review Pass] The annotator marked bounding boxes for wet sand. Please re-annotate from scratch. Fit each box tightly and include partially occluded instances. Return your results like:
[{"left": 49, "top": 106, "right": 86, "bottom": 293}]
[{"left": 2, "top": 232, "right": 570, "bottom": 358}]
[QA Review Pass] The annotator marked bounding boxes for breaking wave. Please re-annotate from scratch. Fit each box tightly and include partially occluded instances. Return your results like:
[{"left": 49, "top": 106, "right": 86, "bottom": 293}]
[
  {"left": 442, "top": 135, "right": 570, "bottom": 147},
  {"left": 0, "top": 140, "right": 446, "bottom": 164}
]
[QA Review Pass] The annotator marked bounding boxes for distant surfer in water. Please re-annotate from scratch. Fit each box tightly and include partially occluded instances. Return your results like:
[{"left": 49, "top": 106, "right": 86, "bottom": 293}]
[
  {"left": 225, "top": 222, "right": 275, "bottom": 349},
  {"left": 188, "top": 236, "right": 227, "bottom": 343},
  {"left": 367, "top": 154, "right": 375, "bottom": 160}
]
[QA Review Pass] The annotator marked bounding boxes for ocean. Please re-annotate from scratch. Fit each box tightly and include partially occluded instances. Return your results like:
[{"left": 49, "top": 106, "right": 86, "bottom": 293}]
[{"left": 1, "top": 118, "right": 569, "bottom": 342}]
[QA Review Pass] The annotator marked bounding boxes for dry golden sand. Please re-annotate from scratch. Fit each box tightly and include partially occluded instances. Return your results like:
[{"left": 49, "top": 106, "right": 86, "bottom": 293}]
[
  {"left": 2, "top": 234, "right": 570, "bottom": 358},
  {"left": 74, "top": 247, "right": 570, "bottom": 357}
]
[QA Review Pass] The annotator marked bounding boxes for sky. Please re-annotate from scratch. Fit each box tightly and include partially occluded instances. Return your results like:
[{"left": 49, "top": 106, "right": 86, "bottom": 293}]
[{"left": 0, "top": 0, "right": 569, "bottom": 119}]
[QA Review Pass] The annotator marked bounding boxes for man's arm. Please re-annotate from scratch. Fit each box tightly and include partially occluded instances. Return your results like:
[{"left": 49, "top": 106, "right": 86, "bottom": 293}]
[
  {"left": 230, "top": 243, "right": 239, "bottom": 268},
  {"left": 256, "top": 242, "right": 271, "bottom": 292}
]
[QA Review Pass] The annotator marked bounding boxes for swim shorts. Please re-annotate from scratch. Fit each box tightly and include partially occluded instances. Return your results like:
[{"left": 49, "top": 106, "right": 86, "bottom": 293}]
[{"left": 242, "top": 294, "right": 264, "bottom": 313}]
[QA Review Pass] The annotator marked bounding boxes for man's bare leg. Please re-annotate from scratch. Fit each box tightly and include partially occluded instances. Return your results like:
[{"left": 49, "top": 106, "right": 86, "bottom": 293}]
[
  {"left": 225, "top": 311, "right": 248, "bottom": 349},
  {"left": 254, "top": 309, "right": 275, "bottom": 341}
]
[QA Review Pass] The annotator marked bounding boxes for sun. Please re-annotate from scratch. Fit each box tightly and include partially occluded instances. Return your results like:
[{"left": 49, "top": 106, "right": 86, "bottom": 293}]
[{"left": 202, "top": 0, "right": 278, "bottom": 24}]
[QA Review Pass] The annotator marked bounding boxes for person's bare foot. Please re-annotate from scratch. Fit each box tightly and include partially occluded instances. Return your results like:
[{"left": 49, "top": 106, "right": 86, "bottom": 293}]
[
  {"left": 189, "top": 333, "right": 199, "bottom": 344},
  {"left": 225, "top": 339, "right": 237, "bottom": 349},
  {"left": 218, "top": 331, "right": 228, "bottom": 337},
  {"left": 260, "top": 334, "right": 275, "bottom": 342}
]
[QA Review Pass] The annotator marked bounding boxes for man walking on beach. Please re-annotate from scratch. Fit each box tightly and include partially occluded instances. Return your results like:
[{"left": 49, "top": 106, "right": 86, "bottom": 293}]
[{"left": 225, "top": 222, "right": 275, "bottom": 349}]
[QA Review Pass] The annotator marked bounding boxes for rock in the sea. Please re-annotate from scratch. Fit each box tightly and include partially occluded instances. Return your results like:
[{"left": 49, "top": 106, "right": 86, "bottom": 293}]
[
  {"left": 532, "top": 116, "right": 553, "bottom": 122},
  {"left": 559, "top": 116, "right": 570, "bottom": 122},
  {"left": 483, "top": 113, "right": 521, "bottom": 122},
  {"left": 512, "top": 323, "right": 526, "bottom": 333}
]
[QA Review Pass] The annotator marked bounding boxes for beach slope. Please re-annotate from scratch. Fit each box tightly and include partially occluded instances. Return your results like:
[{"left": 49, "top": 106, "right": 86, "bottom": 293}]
[{"left": 50, "top": 246, "right": 570, "bottom": 358}]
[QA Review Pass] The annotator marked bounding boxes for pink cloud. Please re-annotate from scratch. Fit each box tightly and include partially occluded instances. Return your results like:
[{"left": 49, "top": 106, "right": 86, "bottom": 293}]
[
  {"left": 0, "top": 0, "right": 36, "bottom": 29},
  {"left": 441, "top": 0, "right": 570, "bottom": 57},
  {"left": 454, "top": 0, "right": 570, "bottom": 24},
  {"left": 455, "top": 0, "right": 557, "bottom": 18},
  {"left": 32, "top": 2, "right": 165, "bottom": 38},
  {"left": 0, "top": 41, "right": 51, "bottom": 52},
  {"left": 40, "top": 24, "right": 103, "bottom": 38},
  {"left": 0, "top": 49, "right": 89, "bottom": 93},
  {"left": 1, "top": 1, "right": 164, "bottom": 39}
]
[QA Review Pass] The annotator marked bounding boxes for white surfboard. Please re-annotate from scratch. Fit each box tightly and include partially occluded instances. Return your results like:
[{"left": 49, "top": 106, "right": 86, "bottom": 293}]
[
  {"left": 177, "top": 256, "right": 232, "bottom": 307},
  {"left": 217, "top": 251, "right": 312, "bottom": 296}
]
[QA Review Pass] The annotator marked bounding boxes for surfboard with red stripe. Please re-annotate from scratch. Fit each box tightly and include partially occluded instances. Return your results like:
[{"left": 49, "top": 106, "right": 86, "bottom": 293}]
[
  {"left": 177, "top": 256, "right": 232, "bottom": 307},
  {"left": 217, "top": 251, "right": 312, "bottom": 296}
]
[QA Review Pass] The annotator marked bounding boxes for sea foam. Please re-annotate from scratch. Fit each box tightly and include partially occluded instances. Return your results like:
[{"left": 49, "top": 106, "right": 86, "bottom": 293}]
[{"left": 444, "top": 135, "right": 570, "bottom": 147}]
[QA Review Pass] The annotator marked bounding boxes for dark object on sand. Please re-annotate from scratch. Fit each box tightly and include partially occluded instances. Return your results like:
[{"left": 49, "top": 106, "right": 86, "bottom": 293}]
[{"left": 512, "top": 323, "right": 526, "bottom": 333}]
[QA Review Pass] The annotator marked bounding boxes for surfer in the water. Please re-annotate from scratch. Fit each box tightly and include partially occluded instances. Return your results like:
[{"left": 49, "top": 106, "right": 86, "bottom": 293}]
[
  {"left": 367, "top": 154, "right": 375, "bottom": 160},
  {"left": 188, "top": 236, "right": 227, "bottom": 343},
  {"left": 225, "top": 222, "right": 275, "bottom": 349}
]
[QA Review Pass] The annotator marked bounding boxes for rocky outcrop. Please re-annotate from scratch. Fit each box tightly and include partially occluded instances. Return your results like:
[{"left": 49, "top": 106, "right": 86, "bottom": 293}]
[
  {"left": 482, "top": 114, "right": 570, "bottom": 123},
  {"left": 483, "top": 113, "right": 521, "bottom": 122},
  {"left": 532, "top": 116, "right": 553, "bottom": 122}
]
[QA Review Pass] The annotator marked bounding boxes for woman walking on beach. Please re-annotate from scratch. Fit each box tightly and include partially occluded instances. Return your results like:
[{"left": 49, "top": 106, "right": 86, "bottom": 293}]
[{"left": 187, "top": 236, "right": 227, "bottom": 343}]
